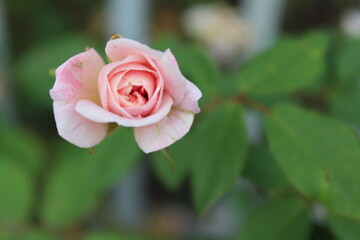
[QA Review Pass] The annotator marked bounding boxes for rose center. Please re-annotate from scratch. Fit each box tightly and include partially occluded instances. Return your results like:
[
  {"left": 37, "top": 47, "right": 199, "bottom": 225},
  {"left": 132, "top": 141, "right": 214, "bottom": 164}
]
[{"left": 116, "top": 71, "right": 155, "bottom": 107}]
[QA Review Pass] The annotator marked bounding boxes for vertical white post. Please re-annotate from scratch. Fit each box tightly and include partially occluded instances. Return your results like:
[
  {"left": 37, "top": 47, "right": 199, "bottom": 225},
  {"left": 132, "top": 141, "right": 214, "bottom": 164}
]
[
  {"left": 241, "top": 0, "right": 285, "bottom": 54},
  {"left": 107, "top": 0, "right": 151, "bottom": 42},
  {"left": 106, "top": 0, "right": 151, "bottom": 229},
  {"left": 239, "top": 0, "right": 285, "bottom": 144}
]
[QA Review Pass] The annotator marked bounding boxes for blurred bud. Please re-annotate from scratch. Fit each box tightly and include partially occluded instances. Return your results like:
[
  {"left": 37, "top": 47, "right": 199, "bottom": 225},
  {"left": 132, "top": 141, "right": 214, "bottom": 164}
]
[
  {"left": 182, "top": 3, "right": 253, "bottom": 64},
  {"left": 340, "top": 8, "right": 360, "bottom": 37}
]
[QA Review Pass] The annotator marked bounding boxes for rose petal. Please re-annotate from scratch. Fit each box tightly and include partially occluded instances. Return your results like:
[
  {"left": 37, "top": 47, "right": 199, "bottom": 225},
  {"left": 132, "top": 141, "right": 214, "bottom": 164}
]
[
  {"left": 50, "top": 48, "right": 105, "bottom": 103},
  {"left": 157, "top": 49, "right": 187, "bottom": 105},
  {"left": 49, "top": 49, "right": 108, "bottom": 148},
  {"left": 134, "top": 108, "right": 194, "bottom": 153},
  {"left": 52, "top": 102, "right": 108, "bottom": 148},
  {"left": 174, "top": 80, "right": 202, "bottom": 113},
  {"left": 75, "top": 93, "right": 173, "bottom": 127},
  {"left": 106, "top": 38, "right": 163, "bottom": 62}
]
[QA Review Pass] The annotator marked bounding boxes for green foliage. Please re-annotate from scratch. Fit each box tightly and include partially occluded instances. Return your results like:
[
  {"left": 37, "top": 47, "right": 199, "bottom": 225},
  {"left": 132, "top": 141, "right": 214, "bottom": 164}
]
[
  {"left": 329, "top": 215, "right": 360, "bottom": 240},
  {"left": 243, "top": 146, "right": 289, "bottom": 193},
  {"left": 41, "top": 128, "right": 140, "bottom": 228},
  {"left": 265, "top": 105, "right": 360, "bottom": 219},
  {"left": 0, "top": 124, "right": 44, "bottom": 175},
  {"left": 336, "top": 37, "right": 360, "bottom": 86},
  {"left": 84, "top": 231, "right": 141, "bottom": 240},
  {"left": 15, "top": 34, "right": 100, "bottom": 110},
  {"left": 190, "top": 103, "right": 248, "bottom": 213},
  {"left": 237, "top": 31, "right": 330, "bottom": 96},
  {"left": 239, "top": 196, "right": 311, "bottom": 240},
  {"left": 150, "top": 142, "right": 190, "bottom": 192},
  {"left": 0, "top": 159, "right": 33, "bottom": 224},
  {"left": 330, "top": 89, "right": 360, "bottom": 126}
]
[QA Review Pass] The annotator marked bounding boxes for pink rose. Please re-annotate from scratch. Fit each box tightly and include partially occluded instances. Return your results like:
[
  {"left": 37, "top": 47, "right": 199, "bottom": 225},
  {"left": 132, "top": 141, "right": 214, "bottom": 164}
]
[{"left": 49, "top": 36, "right": 201, "bottom": 153}]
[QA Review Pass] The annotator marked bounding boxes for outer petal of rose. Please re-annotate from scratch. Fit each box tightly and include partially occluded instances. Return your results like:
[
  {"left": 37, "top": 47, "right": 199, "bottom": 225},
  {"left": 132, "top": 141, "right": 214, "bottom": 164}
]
[
  {"left": 75, "top": 93, "right": 173, "bottom": 127},
  {"left": 106, "top": 38, "right": 163, "bottom": 62},
  {"left": 50, "top": 48, "right": 105, "bottom": 102},
  {"left": 49, "top": 49, "right": 108, "bottom": 148},
  {"left": 157, "top": 49, "right": 186, "bottom": 105},
  {"left": 53, "top": 101, "right": 108, "bottom": 148},
  {"left": 174, "top": 80, "right": 202, "bottom": 113},
  {"left": 134, "top": 109, "right": 194, "bottom": 153}
]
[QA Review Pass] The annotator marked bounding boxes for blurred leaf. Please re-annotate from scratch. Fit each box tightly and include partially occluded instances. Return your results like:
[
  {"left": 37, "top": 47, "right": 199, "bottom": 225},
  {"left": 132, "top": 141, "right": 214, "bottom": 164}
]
[
  {"left": 150, "top": 140, "right": 191, "bottom": 191},
  {"left": 330, "top": 89, "right": 360, "bottom": 126},
  {"left": 239, "top": 196, "right": 311, "bottom": 240},
  {"left": 0, "top": 159, "right": 33, "bottom": 224},
  {"left": 336, "top": 37, "right": 360, "bottom": 86},
  {"left": 243, "top": 146, "right": 289, "bottom": 193},
  {"left": 189, "top": 103, "right": 247, "bottom": 213},
  {"left": 24, "top": 230, "right": 59, "bottom": 240},
  {"left": 329, "top": 215, "right": 360, "bottom": 240},
  {"left": 15, "top": 34, "right": 100, "bottom": 110},
  {"left": 84, "top": 231, "right": 141, "bottom": 240},
  {"left": 0, "top": 124, "right": 43, "bottom": 175},
  {"left": 265, "top": 105, "right": 360, "bottom": 219},
  {"left": 238, "top": 31, "right": 330, "bottom": 96},
  {"left": 41, "top": 128, "right": 140, "bottom": 228},
  {"left": 152, "top": 34, "right": 221, "bottom": 105}
]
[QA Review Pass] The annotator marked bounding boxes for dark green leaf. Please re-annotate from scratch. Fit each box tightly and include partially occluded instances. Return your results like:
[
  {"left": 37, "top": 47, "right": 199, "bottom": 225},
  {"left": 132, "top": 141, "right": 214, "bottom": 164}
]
[
  {"left": 243, "top": 146, "right": 289, "bottom": 193},
  {"left": 265, "top": 105, "right": 360, "bottom": 219},
  {"left": 0, "top": 159, "right": 33, "bottom": 223},
  {"left": 150, "top": 139, "right": 191, "bottom": 191},
  {"left": 330, "top": 89, "right": 360, "bottom": 126},
  {"left": 84, "top": 231, "right": 140, "bottom": 240},
  {"left": 15, "top": 34, "right": 100, "bottom": 110},
  {"left": 239, "top": 197, "right": 311, "bottom": 240},
  {"left": 190, "top": 103, "right": 248, "bottom": 213},
  {"left": 336, "top": 37, "right": 360, "bottom": 86},
  {"left": 41, "top": 128, "right": 140, "bottom": 227},
  {"left": 0, "top": 124, "right": 43, "bottom": 175},
  {"left": 329, "top": 215, "right": 360, "bottom": 240},
  {"left": 238, "top": 31, "right": 329, "bottom": 96}
]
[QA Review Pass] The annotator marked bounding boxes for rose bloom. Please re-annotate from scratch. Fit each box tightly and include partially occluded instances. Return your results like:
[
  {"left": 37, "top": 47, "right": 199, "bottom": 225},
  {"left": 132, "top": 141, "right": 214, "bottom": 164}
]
[{"left": 49, "top": 36, "right": 201, "bottom": 153}]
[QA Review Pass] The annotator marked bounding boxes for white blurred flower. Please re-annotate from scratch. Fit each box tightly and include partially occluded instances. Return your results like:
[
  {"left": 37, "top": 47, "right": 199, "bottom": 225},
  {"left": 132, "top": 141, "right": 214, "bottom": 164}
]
[
  {"left": 340, "top": 8, "right": 360, "bottom": 37},
  {"left": 182, "top": 3, "right": 253, "bottom": 63}
]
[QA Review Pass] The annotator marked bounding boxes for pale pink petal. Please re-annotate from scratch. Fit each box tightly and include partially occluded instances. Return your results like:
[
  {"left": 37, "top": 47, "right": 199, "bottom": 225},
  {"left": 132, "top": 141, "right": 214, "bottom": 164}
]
[
  {"left": 50, "top": 48, "right": 105, "bottom": 103},
  {"left": 157, "top": 49, "right": 186, "bottom": 105},
  {"left": 174, "top": 80, "right": 202, "bottom": 113},
  {"left": 49, "top": 49, "right": 108, "bottom": 148},
  {"left": 53, "top": 101, "right": 108, "bottom": 148},
  {"left": 134, "top": 109, "right": 194, "bottom": 153},
  {"left": 75, "top": 93, "right": 173, "bottom": 127},
  {"left": 106, "top": 38, "right": 163, "bottom": 62}
]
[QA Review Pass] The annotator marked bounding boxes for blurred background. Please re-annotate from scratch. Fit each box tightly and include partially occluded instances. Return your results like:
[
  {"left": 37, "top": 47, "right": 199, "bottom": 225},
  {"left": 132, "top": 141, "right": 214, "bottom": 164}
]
[{"left": 1, "top": 0, "right": 360, "bottom": 239}]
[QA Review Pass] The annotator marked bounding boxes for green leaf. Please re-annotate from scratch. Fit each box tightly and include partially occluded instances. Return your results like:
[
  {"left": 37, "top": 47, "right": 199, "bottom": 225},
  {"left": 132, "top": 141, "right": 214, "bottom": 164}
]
[
  {"left": 15, "top": 34, "right": 100, "bottom": 110},
  {"left": 243, "top": 146, "right": 289, "bottom": 193},
  {"left": 150, "top": 140, "right": 190, "bottom": 191},
  {"left": 330, "top": 89, "right": 360, "bottom": 126},
  {"left": 0, "top": 159, "right": 33, "bottom": 224},
  {"left": 336, "top": 37, "right": 360, "bottom": 86},
  {"left": 84, "top": 231, "right": 141, "bottom": 240},
  {"left": 329, "top": 215, "right": 360, "bottom": 240},
  {"left": 238, "top": 31, "right": 329, "bottom": 96},
  {"left": 25, "top": 230, "right": 59, "bottom": 240},
  {"left": 265, "top": 105, "right": 360, "bottom": 219},
  {"left": 0, "top": 124, "right": 43, "bottom": 175},
  {"left": 239, "top": 197, "right": 311, "bottom": 240},
  {"left": 190, "top": 103, "right": 248, "bottom": 213},
  {"left": 41, "top": 128, "right": 140, "bottom": 227}
]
